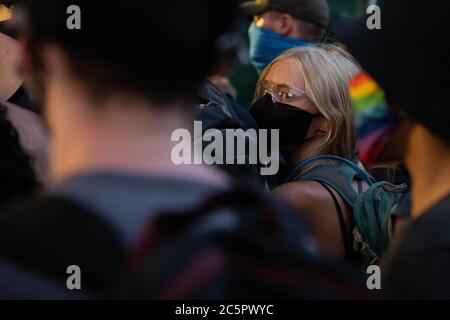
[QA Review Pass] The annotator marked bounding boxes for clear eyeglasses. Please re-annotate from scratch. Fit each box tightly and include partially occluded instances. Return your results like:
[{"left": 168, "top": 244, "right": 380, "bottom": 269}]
[{"left": 261, "top": 81, "right": 309, "bottom": 104}]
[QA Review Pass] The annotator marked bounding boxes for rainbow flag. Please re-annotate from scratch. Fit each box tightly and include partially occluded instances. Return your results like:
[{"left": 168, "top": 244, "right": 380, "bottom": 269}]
[{"left": 350, "top": 72, "right": 398, "bottom": 165}]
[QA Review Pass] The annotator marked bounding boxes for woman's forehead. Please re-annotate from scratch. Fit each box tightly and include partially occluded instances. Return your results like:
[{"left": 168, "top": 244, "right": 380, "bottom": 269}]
[{"left": 264, "top": 59, "right": 306, "bottom": 90}]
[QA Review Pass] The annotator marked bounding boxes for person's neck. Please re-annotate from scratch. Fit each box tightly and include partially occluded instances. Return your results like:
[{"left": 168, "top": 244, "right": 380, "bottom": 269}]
[
  {"left": 49, "top": 97, "right": 228, "bottom": 187},
  {"left": 0, "top": 32, "right": 23, "bottom": 101},
  {"left": 291, "top": 31, "right": 311, "bottom": 42},
  {"left": 283, "top": 136, "right": 325, "bottom": 169},
  {"left": 406, "top": 126, "right": 450, "bottom": 218}
]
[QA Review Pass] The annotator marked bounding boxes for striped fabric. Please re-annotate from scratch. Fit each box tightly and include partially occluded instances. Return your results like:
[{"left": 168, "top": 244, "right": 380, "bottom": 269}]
[{"left": 350, "top": 72, "right": 398, "bottom": 165}]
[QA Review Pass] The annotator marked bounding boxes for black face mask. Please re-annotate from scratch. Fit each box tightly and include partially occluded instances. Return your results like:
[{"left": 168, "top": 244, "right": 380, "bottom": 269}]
[{"left": 250, "top": 94, "right": 318, "bottom": 147}]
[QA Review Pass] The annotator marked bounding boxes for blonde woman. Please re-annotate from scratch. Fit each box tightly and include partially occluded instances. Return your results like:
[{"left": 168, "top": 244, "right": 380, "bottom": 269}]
[{"left": 249, "top": 46, "right": 363, "bottom": 260}]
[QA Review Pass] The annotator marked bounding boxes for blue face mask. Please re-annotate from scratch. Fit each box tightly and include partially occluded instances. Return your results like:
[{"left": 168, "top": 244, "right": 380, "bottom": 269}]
[{"left": 248, "top": 22, "right": 314, "bottom": 74}]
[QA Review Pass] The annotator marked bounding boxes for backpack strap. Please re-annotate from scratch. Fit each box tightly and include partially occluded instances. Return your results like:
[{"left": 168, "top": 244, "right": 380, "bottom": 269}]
[
  {"left": 297, "top": 165, "right": 360, "bottom": 206},
  {"left": 289, "top": 155, "right": 374, "bottom": 207},
  {"left": 288, "top": 155, "right": 374, "bottom": 186},
  {"left": 317, "top": 182, "right": 351, "bottom": 259},
  {"left": 290, "top": 156, "right": 372, "bottom": 261}
]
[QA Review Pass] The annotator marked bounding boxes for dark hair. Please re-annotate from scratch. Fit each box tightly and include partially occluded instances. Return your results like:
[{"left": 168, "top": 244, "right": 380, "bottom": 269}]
[
  {"left": 16, "top": 0, "right": 239, "bottom": 105},
  {"left": 0, "top": 104, "right": 40, "bottom": 207}
]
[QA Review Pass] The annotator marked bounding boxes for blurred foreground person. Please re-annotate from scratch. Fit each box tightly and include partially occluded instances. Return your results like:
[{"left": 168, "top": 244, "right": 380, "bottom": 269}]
[
  {"left": 0, "top": 0, "right": 366, "bottom": 299},
  {"left": 1, "top": 1, "right": 48, "bottom": 188},
  {"left": 337, "top": 0, "right": 450, "bottom": 298},
  {"left": 0, "top": 102, "right": 41, "bottom": 207},
  {"left": 241, "top": 0, "right": 329, "bottom": 74},
  {"left": 0, "top": 1, "right": 35, "bottom": 111}
]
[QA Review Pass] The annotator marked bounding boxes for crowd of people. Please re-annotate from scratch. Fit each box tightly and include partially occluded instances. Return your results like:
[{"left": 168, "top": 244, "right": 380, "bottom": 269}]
[{"left": 0, "top": 0, "right": 449, "bottom": 299}]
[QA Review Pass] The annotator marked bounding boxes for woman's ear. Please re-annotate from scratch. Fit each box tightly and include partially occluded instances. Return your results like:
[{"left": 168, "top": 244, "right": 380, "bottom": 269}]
[{"left": 316, "top": 116, "right": 331, "bottom": 135}]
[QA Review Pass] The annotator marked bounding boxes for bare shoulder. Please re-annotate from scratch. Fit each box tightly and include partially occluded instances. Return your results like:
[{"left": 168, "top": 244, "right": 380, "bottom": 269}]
[
  {"left": 275, "top": 180, "right": 351, "bottom": 258},
  {"left": 274, "top": 180, "right": 331, "bottom": 212}
]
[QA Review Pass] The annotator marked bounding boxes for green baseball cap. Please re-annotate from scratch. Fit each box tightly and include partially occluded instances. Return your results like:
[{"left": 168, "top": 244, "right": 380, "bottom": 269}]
[{"left": 240, "top": 0, "right": 329, "bottom": 28}]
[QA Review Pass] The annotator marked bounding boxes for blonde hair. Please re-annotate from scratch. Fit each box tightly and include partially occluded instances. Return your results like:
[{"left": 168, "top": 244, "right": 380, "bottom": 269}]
[{"left": 255, "top": 45, "right": 360, "bottom": 160}]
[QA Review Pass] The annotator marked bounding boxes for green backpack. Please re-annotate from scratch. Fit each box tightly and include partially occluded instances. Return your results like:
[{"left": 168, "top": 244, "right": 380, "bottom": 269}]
[{"left": 288, "top": 155, "right": 408, "bottom": 267}]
